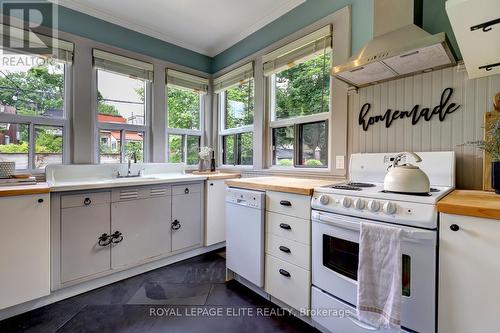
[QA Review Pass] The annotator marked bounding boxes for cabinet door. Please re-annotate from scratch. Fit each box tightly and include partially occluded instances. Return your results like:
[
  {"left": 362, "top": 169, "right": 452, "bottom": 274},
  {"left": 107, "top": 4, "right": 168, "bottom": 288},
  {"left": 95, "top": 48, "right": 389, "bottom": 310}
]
[
  {"left": 206, "top": 179, "right": 228, "bottom": 246},
  {"left": 439, "top": 213, "right": 500, "bottom": 333},
  {"left": 172, "top": 191, "right": 202, "bottom": 252},
  {"left": 61, "top": 203, "right": 111, "bottom": 283},
  {"left": 0, "top": 194, "right": 50, "bottom": 310},
  {"left": 111, "top": 196, "right": 172, "bottom": 268}
]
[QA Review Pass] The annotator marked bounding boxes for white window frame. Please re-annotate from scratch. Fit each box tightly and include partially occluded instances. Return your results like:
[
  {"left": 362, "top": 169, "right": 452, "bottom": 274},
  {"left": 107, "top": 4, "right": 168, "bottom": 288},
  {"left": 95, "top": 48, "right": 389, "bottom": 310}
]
[
  {"left": 0, "top": 59, "right": 72, "bottom": 172},
  {"left": 166, "top": 84, "right": 206, "bottom": 166},
  {"left": 266, "top": 38, "right": 332, "bottom": 171},
  {"left": 217, "top": 87, "right": 254, "bottom": 168},
  {"left": 94, "top": 68, "right": 152, "bottom": 164}
]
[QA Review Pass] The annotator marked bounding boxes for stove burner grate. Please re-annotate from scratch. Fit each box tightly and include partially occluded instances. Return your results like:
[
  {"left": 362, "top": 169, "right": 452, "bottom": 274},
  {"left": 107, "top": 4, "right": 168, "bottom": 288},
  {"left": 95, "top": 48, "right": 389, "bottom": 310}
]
[
  {"left": 329, "top": 185, "right": 363, "bottom": 191},
  {"left": 346, "top": 182, "right": 376, "bottom": 188}
]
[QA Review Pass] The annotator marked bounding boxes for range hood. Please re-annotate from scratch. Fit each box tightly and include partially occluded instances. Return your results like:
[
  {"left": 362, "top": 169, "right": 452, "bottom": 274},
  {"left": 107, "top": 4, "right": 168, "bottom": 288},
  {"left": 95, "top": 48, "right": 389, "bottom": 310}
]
[{"left": 333, "top": 0, "right": 456, "bottom": 87}]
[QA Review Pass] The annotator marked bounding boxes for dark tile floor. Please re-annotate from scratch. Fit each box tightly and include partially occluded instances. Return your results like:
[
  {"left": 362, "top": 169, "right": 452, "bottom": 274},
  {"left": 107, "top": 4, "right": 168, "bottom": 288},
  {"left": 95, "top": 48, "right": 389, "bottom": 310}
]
[{"left": 0, "top": 251, "right": 319, "bottom": 333}]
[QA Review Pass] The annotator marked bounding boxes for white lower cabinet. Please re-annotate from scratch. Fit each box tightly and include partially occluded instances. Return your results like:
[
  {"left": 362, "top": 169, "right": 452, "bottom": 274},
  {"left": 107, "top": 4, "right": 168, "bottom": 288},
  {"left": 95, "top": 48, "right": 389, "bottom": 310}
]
[
  {"left": 0, "top": 194, "right": 50, "bottom": 310},
  {"left": 53, "top": 182, "right": 203, "bottom": 288},
  {"left": 439, "top": 213, "right": 500, "bottom": 333},
  {"left": 205, "top": 179, "right": 232, "bottom": 246},
  {"left": 61, "top": 197, "right": 111, "bottom": 283},
  {"left": 172, "top": 184, "right": 202, "bottom": 251},
  {"left": 264, "top": 191, "right": 312, "bottom": 312},
  {"left": 111, "top": 196, "right": 172, "bottom": 268}
]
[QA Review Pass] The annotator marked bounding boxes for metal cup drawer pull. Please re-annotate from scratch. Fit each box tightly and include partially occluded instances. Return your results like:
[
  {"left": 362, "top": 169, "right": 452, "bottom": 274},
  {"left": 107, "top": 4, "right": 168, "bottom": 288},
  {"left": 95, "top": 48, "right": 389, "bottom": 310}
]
[
  {"left": 111, "top": 231, "right": 124, "bottom": 244},
  {"left": 98, "top": 233, "right": 112, "bottom": 246},
  {"left": 279, "top": 269, "right": 291, "bottom": 278},
  {"left": 83, "top": 197, "right": 91, "bottom": 206},
  {"left": 279, "top": 246, "right": 291, "bottom": 253},
  {"left": 279, "top": 200, "right": 292, "bottom": 207},
  {"left": 279, "top": 223, "right": 291, "bottom": 230}
]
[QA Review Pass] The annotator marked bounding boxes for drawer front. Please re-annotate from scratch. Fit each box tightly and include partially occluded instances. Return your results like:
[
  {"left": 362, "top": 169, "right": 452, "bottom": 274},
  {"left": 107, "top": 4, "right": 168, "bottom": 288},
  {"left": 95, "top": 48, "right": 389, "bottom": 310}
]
[
  {"left": 266, "top": 233, "right": 310, "bottom": 270},
  {"left": 61, "top": 191, "right": 111, "bottom": 208},
  {"left": 311, "top": 286, "right": 396, "bottom": 333},
  {"left": 266, "top": 212, "right": 310, "bottom": 244},
  {"left": 266, "top": 191, "right": 311, "bottom": 219},
  {"left": 265, "top": 255, "right": 310, "bottom": 311},
  {"left": 172, "top": 183, "right": 202, "bottom": 196}
]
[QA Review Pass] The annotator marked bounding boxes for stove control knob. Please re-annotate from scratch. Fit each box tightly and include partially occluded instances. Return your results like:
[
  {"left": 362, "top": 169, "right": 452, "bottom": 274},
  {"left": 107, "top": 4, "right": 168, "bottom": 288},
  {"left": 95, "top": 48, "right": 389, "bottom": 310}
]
[
  {"left": 367, "top": 200, "right": 380, "bottom": 212},
  {"left": 354, "top": 198, "right": 365, "bottom": 210},
  {"left": 341, "top": 197, "right": 352, "bottom": 208},
  {"left": 383, "top": 202, "right": 397, "bottom": 215},
  {"left": 319, "top": 195, "right": 330, "bottom": 205}
]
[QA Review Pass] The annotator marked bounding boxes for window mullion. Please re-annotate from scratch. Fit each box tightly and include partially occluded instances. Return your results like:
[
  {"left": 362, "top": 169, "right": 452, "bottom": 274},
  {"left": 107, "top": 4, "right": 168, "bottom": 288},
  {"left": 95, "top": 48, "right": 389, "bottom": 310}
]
[
  {"left": 235, "top": 134, "right": 240, "bottom": 166},
  {"left": 120, "top": 129, "right": 125, "bottom": 163},
  {"left": 28, "top": 122, "right": 35, "bottom": 170}
]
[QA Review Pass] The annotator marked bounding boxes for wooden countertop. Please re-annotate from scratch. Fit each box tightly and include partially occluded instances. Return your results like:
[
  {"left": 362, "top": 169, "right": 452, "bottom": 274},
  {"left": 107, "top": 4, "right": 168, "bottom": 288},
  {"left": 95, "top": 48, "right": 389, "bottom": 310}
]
[
  {"left": 437, "top": 190, "right": 500, "bottom": 220},
  {"left": 191, "top": 171, "right": 241, "bottom": 180},
  {"left": 225, "top": 176, "right": 343, "bottom": 195},
  {"left": 0, "top": 183, "right": 50, "bottom": 197}
]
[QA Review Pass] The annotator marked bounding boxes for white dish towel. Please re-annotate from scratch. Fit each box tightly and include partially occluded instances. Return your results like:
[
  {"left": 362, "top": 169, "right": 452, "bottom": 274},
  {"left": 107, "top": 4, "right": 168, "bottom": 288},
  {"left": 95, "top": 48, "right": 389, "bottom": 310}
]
[{"left": 357, "top": 221, "right": 402, "bottom": 330}]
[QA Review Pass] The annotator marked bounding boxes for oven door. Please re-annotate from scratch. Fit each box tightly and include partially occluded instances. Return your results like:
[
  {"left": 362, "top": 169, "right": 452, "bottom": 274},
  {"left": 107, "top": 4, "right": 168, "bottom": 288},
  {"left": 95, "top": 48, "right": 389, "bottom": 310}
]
[{"left": 311, "top": 210, "right": 437, "bottom": 333}]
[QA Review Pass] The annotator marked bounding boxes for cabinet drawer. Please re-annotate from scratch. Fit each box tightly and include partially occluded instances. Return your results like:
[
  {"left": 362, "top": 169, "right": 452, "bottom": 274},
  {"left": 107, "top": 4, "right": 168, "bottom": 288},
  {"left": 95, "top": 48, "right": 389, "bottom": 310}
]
[
  {"left": 266, "top": 191, "right": 311, "bottom": 219},
  {"left": 265, "top": 255, "right": 310, "bottom": 311},
  {"left": 61, "top": 191, "right": 111, "bottom": 208},
  {"left": 266, "top": 233, "right": 310, "bottom": 270},
  {"left": 172, "top": 183, "right": 202, "bottom": 196},
  {"left": 266, "top": 212, "right": 310, "bottom": 244},
  {"left": 311, "top": 286, "right": 392, "bottom": 333}
]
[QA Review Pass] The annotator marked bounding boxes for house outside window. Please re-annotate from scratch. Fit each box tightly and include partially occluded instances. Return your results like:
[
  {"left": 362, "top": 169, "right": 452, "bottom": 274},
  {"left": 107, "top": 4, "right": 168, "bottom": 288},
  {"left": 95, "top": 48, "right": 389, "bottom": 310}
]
[
  {"left": 166, "top": 69, "right": 208, "bottom": 165},
  {"left": 0, "top": 24, "right": 72, "bottom": 170},
  {"left": 264, "top": 25, "right": 332, "bottom": 168},
  {"left": 94, "top": 49, "right": 152, "bottom": 164},
  {"left": 215, "top": 62, "right": 254, "bottom": 166}
]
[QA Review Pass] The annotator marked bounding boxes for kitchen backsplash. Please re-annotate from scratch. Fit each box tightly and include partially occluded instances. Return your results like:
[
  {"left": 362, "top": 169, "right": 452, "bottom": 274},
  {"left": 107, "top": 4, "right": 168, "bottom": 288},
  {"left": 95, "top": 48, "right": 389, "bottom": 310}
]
[{"left": 348, "top": 66, "right": 500, "bottom": 190}]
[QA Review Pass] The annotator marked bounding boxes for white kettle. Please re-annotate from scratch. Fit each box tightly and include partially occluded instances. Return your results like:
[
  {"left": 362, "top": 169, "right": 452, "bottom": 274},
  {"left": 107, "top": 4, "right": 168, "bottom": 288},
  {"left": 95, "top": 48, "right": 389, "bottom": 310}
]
[{"left": 384, "top": 152, "right": 430, "bottom": 194}]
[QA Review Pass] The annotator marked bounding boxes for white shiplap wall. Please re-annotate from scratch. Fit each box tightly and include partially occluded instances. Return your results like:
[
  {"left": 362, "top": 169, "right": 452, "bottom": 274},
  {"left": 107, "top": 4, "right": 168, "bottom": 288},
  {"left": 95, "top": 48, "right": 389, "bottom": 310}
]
[{"left": 348, "top": 67, "right": 500, "bottom": 190}]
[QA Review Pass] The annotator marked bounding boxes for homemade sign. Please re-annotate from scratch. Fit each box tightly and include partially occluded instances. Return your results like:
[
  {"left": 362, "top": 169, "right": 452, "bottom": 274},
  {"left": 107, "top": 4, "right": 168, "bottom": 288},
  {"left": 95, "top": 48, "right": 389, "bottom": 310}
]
[{"left": 358, "top": 88, "right": 461, "bottom": 131}]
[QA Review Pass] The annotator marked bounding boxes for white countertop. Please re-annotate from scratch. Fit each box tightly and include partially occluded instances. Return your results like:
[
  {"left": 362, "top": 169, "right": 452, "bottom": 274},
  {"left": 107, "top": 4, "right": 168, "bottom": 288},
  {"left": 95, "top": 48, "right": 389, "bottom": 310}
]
[{"left": 49, "top": 173, "right": 207, "bottom": 192}]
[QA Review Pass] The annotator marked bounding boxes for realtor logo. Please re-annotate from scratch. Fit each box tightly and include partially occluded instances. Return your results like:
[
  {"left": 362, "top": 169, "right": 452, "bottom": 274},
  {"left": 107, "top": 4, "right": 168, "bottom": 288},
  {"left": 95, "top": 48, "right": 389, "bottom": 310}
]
[{"left": 1, "top": 0, "right": 57, "bottom": 55}]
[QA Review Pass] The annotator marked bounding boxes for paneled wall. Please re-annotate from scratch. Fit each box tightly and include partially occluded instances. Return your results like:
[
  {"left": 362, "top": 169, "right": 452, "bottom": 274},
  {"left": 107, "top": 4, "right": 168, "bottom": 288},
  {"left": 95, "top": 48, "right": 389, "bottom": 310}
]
[{"left": 348, "top": 67, "right": 500, "bottom": 189}]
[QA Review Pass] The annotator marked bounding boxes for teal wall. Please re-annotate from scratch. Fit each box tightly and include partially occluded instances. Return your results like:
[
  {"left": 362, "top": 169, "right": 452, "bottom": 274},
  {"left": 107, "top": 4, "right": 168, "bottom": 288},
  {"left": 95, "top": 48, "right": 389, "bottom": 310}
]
[
  {"left": 0, "top": 0, "right": 212, "bottom": 73},
  {"left": 212, "top": 0, "right": 374, "bottom": 73},
  {"left": 211, "top": 0, "right": 460, "bottom": 73},
  {"left": 1, "top": 0, "right": 458, "bottom": 74}
]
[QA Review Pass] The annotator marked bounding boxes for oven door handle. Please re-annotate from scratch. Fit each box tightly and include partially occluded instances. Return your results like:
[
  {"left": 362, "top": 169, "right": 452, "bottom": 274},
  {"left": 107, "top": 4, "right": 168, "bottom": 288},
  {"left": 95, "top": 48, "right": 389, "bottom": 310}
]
[
  {"left": 346, "top": 314, "right": 378, "bottom": 331},
  {"left": 315, "top": 213, "right": 360, "bottom": 232},
  {"left": 314, "top": 211, "right": 435, "bottom": 242}
]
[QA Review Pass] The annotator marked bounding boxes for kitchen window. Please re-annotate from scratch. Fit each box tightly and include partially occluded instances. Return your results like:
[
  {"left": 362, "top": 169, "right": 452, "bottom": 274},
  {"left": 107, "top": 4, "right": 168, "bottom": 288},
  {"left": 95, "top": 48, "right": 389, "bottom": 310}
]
[
  {"left": 94, "top": 49, "right": 152, "bottom": 163},
  {"left": 0, "top": 25, "right": 72, "bottom": 170},
  {"left": 166, "top": 69, "right": 207, "bottom": 165},
  {"left": 215, "top": 62, "right": 254, "bottom": 166},
  {"left": 264, "top": 25, "right": 332, "bottom": 168}
]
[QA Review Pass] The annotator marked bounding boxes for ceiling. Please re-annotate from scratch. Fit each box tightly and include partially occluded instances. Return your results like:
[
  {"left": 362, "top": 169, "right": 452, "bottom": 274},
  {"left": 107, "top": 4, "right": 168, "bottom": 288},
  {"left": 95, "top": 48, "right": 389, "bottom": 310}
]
[{"left": 53, "top": 0, "right": 305, "bottom": 57}]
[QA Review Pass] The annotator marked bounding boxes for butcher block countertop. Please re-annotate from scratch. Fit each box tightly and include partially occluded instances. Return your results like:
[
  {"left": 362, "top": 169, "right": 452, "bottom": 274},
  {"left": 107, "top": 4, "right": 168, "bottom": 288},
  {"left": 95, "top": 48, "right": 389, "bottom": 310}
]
[
  {"left": 225, "top": 176, "right": 343, "bottom": 195},
  {"left": 0, "top": 183, "right": 50, "bottom": 197},
  {"left": 437, "top": 190, "right": 500, "bottom": 220},
  {"left": 191, "top": 171, "right": 241, "bottom": 180}
]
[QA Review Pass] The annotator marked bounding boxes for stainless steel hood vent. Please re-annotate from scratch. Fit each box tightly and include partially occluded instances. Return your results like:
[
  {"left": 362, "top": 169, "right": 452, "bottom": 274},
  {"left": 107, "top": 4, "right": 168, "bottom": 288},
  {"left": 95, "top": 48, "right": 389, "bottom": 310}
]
[{"left": 333, "top": 1, "right": 456, "bottom": 87}]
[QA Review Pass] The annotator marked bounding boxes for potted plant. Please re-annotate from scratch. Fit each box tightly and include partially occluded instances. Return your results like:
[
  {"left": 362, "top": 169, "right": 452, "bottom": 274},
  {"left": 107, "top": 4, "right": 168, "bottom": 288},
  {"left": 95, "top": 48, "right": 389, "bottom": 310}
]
[{"left": 467, "top": 115, "right": 500, "bottom": 194}]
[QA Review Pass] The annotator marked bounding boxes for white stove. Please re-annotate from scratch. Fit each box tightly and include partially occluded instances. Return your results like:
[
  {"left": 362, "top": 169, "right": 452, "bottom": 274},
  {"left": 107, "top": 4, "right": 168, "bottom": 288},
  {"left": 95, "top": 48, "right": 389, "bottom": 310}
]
[
  {"left": 312, "top": 151, "right": 455, "bottom": 229},
  {"left": 310, "top": 151, "right": 455, "bottom": 333}
]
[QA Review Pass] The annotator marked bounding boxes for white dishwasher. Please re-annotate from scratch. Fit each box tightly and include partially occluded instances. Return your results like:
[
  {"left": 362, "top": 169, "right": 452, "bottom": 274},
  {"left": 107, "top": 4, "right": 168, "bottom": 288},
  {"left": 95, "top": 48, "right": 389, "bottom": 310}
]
[{"left": 225, "top": 187, "right": 265, "bottom": 287}]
